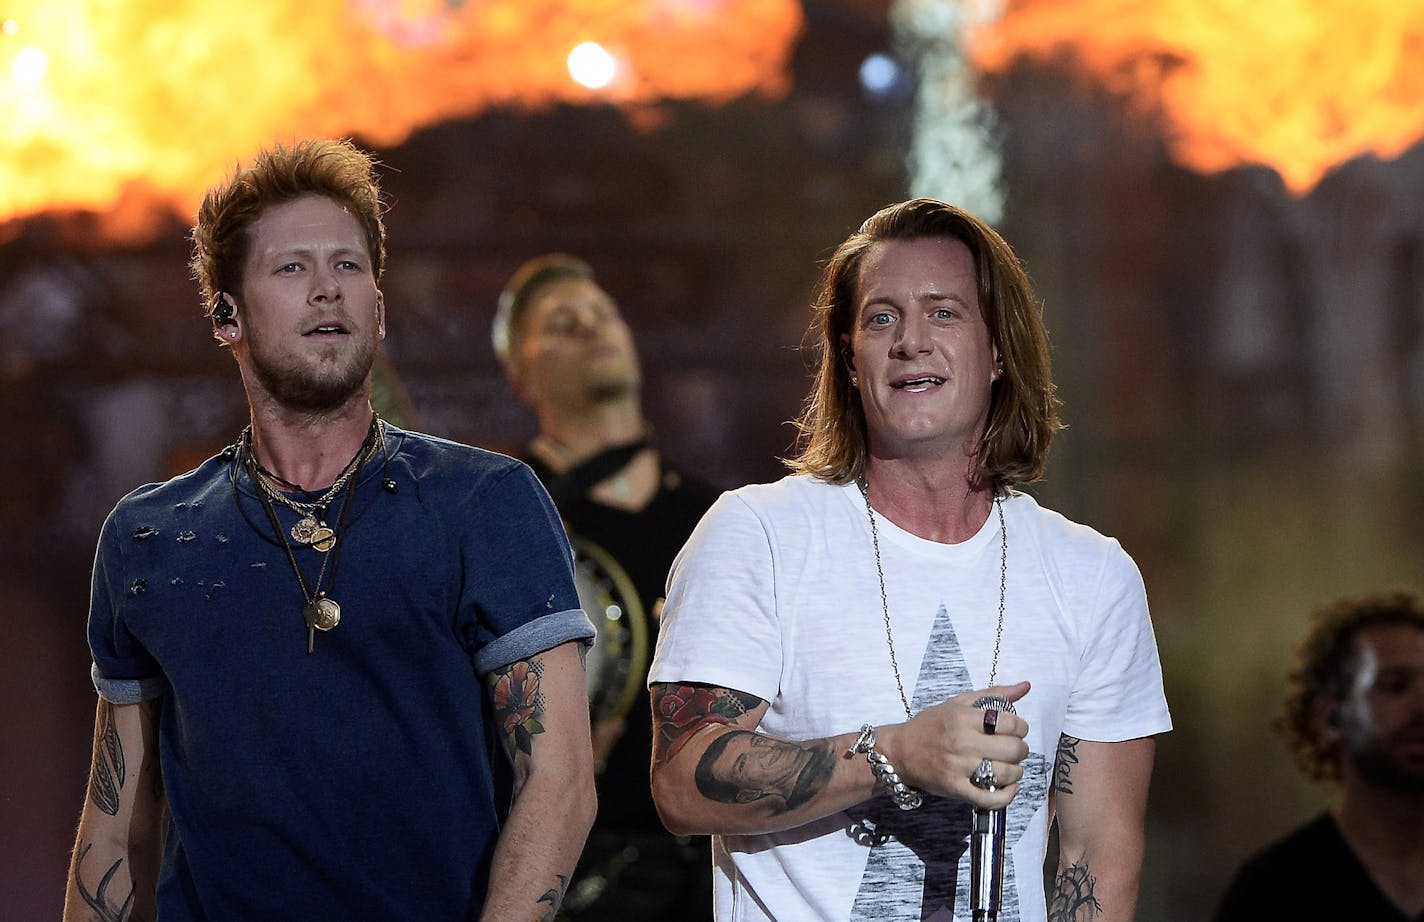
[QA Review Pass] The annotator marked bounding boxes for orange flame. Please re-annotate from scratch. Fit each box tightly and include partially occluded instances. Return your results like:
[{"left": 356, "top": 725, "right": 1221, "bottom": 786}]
[
  {"left": 968, "top": 0, "right": 1424, "bottom": 194},
  {"left": 0, "top": 0, "right": 801, "bottom": 238}
]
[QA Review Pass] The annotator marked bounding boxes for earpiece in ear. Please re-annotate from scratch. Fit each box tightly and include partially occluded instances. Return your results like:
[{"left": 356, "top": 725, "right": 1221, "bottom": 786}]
[{"left": 210, "top": 293, "right": 237, "bottom": 325}]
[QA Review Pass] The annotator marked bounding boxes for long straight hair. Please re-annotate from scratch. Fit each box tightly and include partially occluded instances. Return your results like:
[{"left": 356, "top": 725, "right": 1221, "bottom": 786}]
[{"left": 787, "top": 198, "right": 1062, "bottom": 489}]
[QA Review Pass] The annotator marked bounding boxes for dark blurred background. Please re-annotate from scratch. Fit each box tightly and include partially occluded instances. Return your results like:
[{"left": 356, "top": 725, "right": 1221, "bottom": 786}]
[{"left": 4, "top": 1, "right": 1422, "bottom": 919}]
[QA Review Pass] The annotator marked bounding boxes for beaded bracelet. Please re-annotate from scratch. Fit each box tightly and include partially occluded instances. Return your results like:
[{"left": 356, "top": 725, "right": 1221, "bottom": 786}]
[{"left": 848, "top": 724, "right": 923, "bottom": 811}]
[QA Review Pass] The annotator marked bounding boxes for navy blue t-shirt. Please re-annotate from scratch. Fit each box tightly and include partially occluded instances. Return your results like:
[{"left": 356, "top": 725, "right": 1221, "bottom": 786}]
[{"left": 88, "top": 426, "right": 593, "bottom": 921}]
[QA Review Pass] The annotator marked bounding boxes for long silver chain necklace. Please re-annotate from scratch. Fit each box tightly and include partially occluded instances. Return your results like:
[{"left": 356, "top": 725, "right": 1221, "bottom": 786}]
[{"left": 857, "top": 477, "right": 1007, "bottom": 719}]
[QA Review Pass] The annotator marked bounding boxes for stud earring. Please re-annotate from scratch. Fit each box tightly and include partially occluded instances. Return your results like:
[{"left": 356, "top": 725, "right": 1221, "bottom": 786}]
[{"left": 228, "top": 330, "right": 238, "bottom": 339}]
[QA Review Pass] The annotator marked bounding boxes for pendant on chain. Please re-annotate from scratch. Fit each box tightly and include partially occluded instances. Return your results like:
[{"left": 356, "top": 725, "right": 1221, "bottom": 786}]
[
  {"left": 291, "top": 515, "right": 321, "bottom": 544},
  {"left": 307, "top": 594, "right": 341, "bottom": 630},
  {"left": 303, "top": 593, "right": 341, "bottom": 654},
  {"left": 290, "top": 516, "right": 336, "bottom": 552}
]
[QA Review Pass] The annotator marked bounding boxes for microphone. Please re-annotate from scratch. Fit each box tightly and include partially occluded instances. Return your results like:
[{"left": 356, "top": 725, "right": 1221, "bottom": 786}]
[{"left": 970, "top": 694, "right": 1015, "bottom": 922}]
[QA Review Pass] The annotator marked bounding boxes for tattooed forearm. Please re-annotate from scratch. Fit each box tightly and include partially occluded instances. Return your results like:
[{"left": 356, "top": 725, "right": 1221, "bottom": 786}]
[
  {"left": 1048, "top": 863, "right": 1102, "bottom": 921},
  {"left": 73, "top": 842, "right": 139, "bottom": 922},
  {"left": 535, "top": 874, "right": 570, "bottom": 922},
  {"left": 1053, "top": 734, "right": 1081, "bottom": 795},
  {"left": 89, "top": 701, "right": 126, "bottom": 816},
  {"left": 490, "top": 657, "right": 546, "bottom": 759},
  {"left": 651, "top": 683, "right": 763, "bottom": 766},
  {"left": 693, "top": 729, "right": 835, "bottom": 814}
]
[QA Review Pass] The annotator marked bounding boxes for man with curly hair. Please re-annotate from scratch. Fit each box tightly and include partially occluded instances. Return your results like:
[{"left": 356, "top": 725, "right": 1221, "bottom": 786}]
[{"left": 1215, "top": 589, "right": 1424, "bottom": 920}]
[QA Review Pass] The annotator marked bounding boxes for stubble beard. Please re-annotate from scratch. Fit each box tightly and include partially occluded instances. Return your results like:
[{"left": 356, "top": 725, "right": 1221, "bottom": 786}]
[
  {"left": 1345, "top": 734, "right": 1424, "bottom": 794},
  {"left": 584, "top": 354, "right": 642, "bottom": 403},
  {"left": 250, "top": 335, "right": 378, "bottom": 415},
  {"left": 586, "top": 375, "right": 638, "bottom": 404}
]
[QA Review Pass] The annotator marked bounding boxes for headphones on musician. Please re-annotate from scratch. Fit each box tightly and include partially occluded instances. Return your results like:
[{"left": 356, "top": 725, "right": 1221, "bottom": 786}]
[
  {"left": 210, "top": 292, "right": 237, "bottom": 325},
  {"left": 210, "top": 293, "right": 239, "bottom": 341}
]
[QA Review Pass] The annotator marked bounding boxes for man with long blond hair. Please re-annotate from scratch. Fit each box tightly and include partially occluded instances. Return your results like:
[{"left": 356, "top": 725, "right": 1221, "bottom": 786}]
[
  {"left": 648, "top": 199, "right": 1171, "bottom": 920},
  {"left": 64, "top": 139, "right": 596, "bottom": 920}
]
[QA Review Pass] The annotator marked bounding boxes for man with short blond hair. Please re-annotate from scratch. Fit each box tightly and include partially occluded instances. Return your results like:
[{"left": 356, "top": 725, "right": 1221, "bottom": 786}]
[
  {"left": 493, "top": 253, "right": 719, "bottom": 919},
  {"left": 65, "top": 140, "right": 597, "bottom": 921}
]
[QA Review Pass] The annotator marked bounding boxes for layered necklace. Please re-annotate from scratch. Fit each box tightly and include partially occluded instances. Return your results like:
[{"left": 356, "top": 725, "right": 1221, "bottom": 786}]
[
  {"left": 248, "top": 420, "right": 383, "bottom": 552},
  {"left": 857, "top": 477, "right": 1007, "bottom": 719},
  {"left": 243, "top": 416, "right": 383, "bottom": 654}
]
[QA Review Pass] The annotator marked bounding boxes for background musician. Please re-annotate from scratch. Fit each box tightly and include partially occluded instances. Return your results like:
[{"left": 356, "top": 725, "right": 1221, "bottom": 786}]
[{"left": 494, "top": 253, "right": 720, "bottom": 919}]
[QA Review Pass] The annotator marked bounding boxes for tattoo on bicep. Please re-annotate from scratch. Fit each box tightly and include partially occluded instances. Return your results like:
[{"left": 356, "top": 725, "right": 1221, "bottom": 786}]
[
  {"left": 89, "top": 700, "right": 127, "bottom": 816},
  {"left": 693, "top": 729, "right": 835, "bottom": 814},
  {"left": 535, "top": 873, "right": 570, "bottom": 921},
  {"left": 1054, "top": 734, "right": 1081, "bottom": 795},
  {"left": 651, "top": 684, "right": 763, "bottom": 766},
  {"left": 489, "top": 657, "right": 546, "bottom": 759},
  {"left": 73, "top": 841, "right": 139, "bottom": 922},
  {"left": 1048, "top": 862, "right": 1102, "bottom": 921}
]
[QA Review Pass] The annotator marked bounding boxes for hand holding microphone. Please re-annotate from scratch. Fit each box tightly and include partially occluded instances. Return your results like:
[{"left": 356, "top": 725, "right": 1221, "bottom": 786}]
[{"left": 970, "top": 693, "right": 1017, "bottom": 922}]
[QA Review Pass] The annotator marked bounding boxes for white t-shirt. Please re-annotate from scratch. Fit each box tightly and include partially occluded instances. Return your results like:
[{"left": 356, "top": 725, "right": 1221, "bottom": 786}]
[{"left": 649, "top": 476, "right": 1172, "bottom": 921}]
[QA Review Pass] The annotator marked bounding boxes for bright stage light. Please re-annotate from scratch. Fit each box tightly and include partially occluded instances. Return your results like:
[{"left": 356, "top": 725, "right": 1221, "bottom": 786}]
[
  {"left": 859, "top": 52, "right": 900, "bottom": 96},
  {"left": 568, "top": 41, "right": 617, "bottom": 89},
  {"left": 12, "top": 45, "right": 48, "bottom": 88}
]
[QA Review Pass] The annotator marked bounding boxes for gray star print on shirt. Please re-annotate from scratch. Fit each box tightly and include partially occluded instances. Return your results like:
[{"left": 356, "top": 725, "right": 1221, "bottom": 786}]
[{"left": 848, "top": 603, "right": 1049, "bottom": 921}]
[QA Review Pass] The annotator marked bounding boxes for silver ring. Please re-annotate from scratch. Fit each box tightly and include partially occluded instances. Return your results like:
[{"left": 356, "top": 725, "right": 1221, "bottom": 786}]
[{"left": 971, "top": 758, "right": 997, "bottom": 790}]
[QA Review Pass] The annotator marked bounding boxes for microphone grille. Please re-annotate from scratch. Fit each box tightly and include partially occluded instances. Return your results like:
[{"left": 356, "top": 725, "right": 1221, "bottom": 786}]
[{"left": 971, "top": 694, "right": 1016, "bottom": 715}]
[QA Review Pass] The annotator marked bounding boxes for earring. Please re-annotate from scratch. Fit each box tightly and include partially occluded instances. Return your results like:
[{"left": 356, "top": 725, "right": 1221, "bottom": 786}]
[
  {"left": 228, "top": 330, "right": 238, "bottom": 339},
  {"left": 850, "top": 374, "right": 859, "bottom": 387}
]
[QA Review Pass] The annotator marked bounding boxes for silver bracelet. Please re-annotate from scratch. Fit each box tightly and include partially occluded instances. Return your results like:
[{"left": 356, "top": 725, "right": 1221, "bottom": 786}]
[{"left": 848, "top": 724, "right": 923, "bottom": 811}]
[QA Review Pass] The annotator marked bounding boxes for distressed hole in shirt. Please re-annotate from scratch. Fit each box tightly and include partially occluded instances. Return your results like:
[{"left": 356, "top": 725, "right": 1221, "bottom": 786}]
[
  {"left": 176, "top": 531, "right": 197, "bottom": 543},
  {"left": 170, "top": 577, "right": 184, "bottom": 586},
  {"left": 132, "top": 525, "right": 158, "bottom": 539},
  {"left": 128, "top": 579, "right": 147, "bottom": 596},
  {"left": 215, "top": 533, "right": 229, "bottom": 543},
  {"left": 174, "top": 502, "right": 187, "bottom": 511},
  {"left": 204, "top": 581, "right": 225, "bottom": 601},
  {"left": 546, "top": 595, "right": 555, "bottom": 609},
  {"left": 250, "top": 561, "right": 267, "bottom": 569}
]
